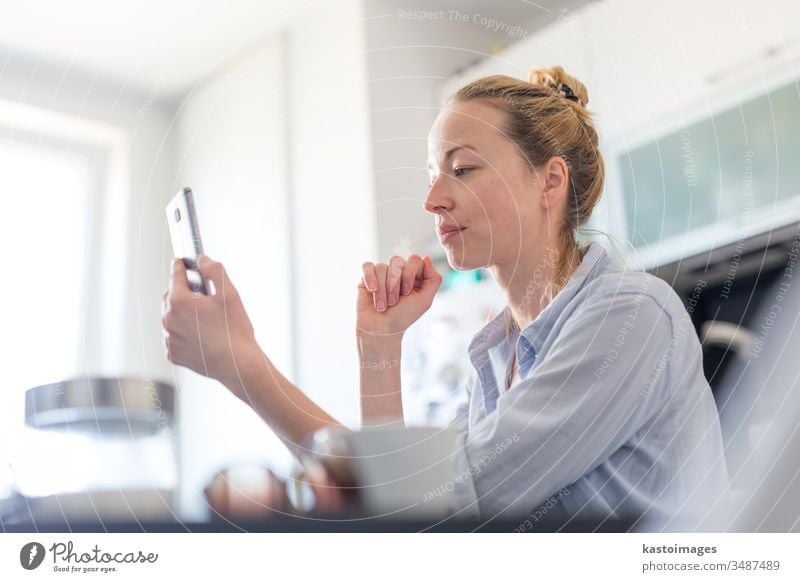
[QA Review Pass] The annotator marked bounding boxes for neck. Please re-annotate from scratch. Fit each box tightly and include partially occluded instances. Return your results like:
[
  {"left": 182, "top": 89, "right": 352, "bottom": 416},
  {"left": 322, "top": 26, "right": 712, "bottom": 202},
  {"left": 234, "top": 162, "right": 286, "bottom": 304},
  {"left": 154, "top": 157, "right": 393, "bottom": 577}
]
[{"left": 489, "top": 241, "right": 580, "bottom": 330}]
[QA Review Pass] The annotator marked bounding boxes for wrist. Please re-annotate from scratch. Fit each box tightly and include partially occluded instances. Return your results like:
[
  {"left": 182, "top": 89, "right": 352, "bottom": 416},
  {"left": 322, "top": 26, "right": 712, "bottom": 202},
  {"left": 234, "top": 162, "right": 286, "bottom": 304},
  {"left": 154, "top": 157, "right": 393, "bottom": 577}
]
[
  {"left": 215, "top": 341, "right": 266, "bottom": 390},
  {"left": 357, "top": 334, "right": 402, "bottom": 378},
  {"left": 356, "top": 333, "right": 402, "bottom": 358}
]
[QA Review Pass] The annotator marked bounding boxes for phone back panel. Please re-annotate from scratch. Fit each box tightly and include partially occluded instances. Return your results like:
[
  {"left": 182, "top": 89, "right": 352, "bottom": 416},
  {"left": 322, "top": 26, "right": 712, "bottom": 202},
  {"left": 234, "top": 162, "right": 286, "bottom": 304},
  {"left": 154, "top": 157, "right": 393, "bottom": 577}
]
[{"left": 166, "top": 187, "right": 211, "bottom": 294}]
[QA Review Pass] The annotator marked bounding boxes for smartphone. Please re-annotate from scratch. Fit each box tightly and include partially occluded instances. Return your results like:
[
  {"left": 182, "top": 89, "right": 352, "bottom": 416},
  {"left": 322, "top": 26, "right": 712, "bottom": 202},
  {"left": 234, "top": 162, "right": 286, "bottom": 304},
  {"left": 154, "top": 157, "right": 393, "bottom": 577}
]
[{"left": 166, "top": 187, "right": 212, "bottom": 295}]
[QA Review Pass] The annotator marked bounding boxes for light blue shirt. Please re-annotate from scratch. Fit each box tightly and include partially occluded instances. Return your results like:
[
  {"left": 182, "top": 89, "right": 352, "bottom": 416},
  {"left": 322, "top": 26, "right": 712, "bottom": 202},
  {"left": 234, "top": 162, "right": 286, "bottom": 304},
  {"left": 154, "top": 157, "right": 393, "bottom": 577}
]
[{"left": 447, "top": 242, "right": 729, "bottom": 528}]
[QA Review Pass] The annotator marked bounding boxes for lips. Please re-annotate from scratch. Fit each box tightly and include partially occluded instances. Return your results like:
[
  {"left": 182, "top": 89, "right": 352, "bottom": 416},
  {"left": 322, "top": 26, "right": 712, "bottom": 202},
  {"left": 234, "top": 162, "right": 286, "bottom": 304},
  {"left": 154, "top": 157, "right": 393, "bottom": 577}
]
[{"left": 438, "top": 224, "right": 465, "bottom": 243}]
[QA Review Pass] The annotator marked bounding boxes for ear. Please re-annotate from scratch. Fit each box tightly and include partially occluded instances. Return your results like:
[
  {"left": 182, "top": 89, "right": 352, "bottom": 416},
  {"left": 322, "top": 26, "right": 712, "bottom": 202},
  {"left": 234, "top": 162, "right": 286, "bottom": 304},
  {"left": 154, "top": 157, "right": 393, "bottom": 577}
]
[{"left": 538, "top": 156, "right": 570, "bottom": 210}]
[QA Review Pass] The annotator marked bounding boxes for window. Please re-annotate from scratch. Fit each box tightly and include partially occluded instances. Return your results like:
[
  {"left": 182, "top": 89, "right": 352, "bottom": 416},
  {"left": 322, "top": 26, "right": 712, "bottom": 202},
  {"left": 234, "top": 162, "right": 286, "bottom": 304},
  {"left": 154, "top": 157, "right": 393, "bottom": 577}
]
[
  {"left": 0, "top": 99, "right": 128, "bottom": 491},
  {"left": 0, "top": 135, "right": 94, "bottom": 472}
]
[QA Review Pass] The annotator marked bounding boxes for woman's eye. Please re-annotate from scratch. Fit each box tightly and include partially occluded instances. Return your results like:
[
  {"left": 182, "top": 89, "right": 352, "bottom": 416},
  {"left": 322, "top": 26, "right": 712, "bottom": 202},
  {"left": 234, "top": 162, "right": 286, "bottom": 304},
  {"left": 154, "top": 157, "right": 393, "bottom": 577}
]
[{"left": 454, "top": 167, "right": 471, "bottom": 177}]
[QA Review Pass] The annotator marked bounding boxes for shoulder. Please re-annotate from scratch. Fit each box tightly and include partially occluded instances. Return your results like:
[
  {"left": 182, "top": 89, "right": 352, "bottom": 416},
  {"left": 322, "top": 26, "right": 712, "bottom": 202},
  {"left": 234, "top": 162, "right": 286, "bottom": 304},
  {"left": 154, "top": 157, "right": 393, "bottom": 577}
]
[
  {"left": 576, "top": 243, "right": 685, "bottom": 314},
  {"left": 585, "top": 268, "right": 680, "bottom": 306},
  {"left": 577, "top": 268, "right": 690, "bottom": 338}
]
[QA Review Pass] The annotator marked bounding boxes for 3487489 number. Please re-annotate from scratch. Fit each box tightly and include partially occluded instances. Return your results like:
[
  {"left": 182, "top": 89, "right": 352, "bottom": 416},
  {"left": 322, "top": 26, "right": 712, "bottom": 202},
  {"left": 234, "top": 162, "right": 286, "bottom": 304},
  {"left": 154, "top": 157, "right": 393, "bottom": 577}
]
[{"left": 729, "top": 560, "right": 780, "bottom": 571}]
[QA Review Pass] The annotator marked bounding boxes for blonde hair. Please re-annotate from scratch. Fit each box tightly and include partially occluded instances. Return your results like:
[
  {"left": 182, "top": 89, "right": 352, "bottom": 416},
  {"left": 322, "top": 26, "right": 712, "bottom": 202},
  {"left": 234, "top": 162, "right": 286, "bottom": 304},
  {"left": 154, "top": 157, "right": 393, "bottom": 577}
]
[{"left": 449, "top": 66, "right": 605, "bottom": 322}]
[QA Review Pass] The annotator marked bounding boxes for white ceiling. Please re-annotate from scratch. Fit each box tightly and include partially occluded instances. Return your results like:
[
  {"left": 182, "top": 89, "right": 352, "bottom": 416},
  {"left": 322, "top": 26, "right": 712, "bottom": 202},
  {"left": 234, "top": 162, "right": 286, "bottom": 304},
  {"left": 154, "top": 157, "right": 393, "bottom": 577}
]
[
  {"left": 0, "top": 0, "right": 589, "bottom": 98},
  {"left": 0, "top": 0, "right": 306, "bottom": 96}
]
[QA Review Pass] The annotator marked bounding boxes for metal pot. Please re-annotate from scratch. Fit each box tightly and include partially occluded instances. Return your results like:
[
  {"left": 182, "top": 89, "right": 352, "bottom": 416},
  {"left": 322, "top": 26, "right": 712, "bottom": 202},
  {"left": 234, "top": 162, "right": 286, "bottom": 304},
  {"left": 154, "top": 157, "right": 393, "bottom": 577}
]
[{"left": 25, "top": 376, "right": 175, "bottom": 436}]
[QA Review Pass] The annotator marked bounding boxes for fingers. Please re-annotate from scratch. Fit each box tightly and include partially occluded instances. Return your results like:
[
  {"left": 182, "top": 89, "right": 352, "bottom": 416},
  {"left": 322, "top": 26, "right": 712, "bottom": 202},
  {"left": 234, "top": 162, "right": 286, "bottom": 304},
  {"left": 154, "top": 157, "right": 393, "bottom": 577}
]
[
  {"left": 161, "top": 286, "right": 173, "bottom": 359},
  {"left": 373, "top": 263, "right": 388, "bottom": 312},
  {"left": 386, "top": 256, "right": 405, "bottom": 306},
  {"left": 169, "top": 258, "right": 190, "bottom": 298},
  {"left": 401, "top": 254, "right": 423, "bottom": 295},
  {"left": 303, "top": 458, "right": 344, "bottom": 514},
  {"left": 359, "top": 253, "right": 438, "bottom": 314},
  {"left": 361, "top": 262, "right": 378, "bottom": 292},
  {"left": 163, "top": 257, "right": 199, "bottom": 343},
  {"left": 197, "top": 255, "right": 236, "bottom": 301}
]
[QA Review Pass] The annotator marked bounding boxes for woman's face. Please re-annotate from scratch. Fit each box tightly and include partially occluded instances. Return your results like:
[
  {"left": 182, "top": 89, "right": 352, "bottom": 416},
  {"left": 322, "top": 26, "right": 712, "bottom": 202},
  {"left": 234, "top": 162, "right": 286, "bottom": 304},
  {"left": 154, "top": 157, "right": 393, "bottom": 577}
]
[{"left": 425, "top": 100, "right": 552, "bottom": 272}]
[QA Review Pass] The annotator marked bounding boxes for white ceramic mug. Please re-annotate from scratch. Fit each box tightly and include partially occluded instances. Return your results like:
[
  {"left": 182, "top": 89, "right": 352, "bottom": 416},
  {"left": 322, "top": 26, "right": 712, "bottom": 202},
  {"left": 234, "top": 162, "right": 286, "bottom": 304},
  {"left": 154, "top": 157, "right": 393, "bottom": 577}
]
[{"left": 306, "top": 425, "right": 458, "bottom": 518}]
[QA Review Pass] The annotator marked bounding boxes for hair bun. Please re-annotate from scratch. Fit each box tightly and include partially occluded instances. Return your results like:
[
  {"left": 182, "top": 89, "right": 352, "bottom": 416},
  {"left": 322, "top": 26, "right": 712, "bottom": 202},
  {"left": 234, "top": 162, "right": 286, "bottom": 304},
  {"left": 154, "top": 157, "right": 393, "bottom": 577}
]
[{"left": 528, "top": 65, "right": 589, "bottom": 107}]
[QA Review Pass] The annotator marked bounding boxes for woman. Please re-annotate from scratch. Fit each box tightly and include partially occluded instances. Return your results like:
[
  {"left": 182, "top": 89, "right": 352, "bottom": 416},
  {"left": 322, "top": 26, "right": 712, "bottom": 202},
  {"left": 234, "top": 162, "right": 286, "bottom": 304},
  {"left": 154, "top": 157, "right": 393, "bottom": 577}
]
[{"left": 162, "top": 66, "right": 729, "bottom": 525}]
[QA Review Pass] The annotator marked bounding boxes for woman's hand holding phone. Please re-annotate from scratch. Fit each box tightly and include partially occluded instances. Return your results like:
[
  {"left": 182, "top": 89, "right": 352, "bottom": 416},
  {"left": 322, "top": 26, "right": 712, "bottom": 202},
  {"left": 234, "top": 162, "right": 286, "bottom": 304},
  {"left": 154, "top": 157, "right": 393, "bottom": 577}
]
[
  {"left": 356, "top": 254, "right": 442, "bottom": 340},
  {"left": 161, "top": 255, "right": 262, "bottom": 397}
]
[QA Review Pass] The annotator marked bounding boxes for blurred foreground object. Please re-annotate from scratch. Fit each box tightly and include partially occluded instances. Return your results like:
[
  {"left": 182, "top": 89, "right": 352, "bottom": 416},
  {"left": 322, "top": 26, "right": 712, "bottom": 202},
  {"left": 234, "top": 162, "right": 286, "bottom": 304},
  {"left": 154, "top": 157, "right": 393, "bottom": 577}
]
[
  {"left": 205, "top": 465, "right": 291, "bottom": 519},
  {"left": 6, "top": 376, "right": 178, "bottom": 523}
]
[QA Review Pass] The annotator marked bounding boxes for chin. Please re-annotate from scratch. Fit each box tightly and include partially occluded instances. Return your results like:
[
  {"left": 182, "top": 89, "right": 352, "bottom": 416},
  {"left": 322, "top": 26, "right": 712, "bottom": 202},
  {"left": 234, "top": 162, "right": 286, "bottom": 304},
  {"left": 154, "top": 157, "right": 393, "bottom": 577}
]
[{"left": 445, "top": 249, "right": 486, "bottom": 272}]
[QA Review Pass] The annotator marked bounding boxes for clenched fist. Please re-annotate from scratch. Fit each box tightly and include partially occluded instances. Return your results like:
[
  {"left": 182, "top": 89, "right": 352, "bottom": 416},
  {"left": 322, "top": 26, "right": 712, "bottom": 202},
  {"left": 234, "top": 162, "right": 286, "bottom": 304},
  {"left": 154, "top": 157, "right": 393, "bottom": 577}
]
[{"left": 356, "top": 254, "right": 443, "bottom": 338}]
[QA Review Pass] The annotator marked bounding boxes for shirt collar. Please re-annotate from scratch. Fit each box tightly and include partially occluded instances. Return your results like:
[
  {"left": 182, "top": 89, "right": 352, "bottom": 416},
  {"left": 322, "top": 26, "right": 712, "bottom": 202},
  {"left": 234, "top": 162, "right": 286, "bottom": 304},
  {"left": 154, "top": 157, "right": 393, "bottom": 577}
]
[
  {"left": 517, "top": 241, "right": 609, "bottom": 356},
  {"left": 468, "top": 242, "right": 609, "bottom": 373}
]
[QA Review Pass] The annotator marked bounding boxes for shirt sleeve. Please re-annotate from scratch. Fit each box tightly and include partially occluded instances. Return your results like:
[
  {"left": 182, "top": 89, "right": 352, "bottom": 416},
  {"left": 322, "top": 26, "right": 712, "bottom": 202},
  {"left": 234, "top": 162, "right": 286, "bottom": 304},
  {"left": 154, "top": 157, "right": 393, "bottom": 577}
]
[{"left": 447, "top": 291, "right": 678, "bottom": 520}]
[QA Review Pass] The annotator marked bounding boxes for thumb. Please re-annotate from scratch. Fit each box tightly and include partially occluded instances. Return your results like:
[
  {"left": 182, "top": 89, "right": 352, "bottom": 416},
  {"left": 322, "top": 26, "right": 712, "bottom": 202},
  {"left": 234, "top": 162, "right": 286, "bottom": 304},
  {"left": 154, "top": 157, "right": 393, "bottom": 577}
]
[{"left": 356, "top": 278, "right": 373, "bottom": 307}]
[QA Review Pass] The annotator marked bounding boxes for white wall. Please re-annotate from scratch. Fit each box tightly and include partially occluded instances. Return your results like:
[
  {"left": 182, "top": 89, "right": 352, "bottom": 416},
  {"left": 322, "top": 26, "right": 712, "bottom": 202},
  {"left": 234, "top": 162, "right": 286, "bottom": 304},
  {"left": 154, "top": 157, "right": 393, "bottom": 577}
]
[
  {"left": 173, "top": 33, "right": 295, "bottom": 519},
  {"left": 285, "top": 0, "right": 377, "bottom": 424}
]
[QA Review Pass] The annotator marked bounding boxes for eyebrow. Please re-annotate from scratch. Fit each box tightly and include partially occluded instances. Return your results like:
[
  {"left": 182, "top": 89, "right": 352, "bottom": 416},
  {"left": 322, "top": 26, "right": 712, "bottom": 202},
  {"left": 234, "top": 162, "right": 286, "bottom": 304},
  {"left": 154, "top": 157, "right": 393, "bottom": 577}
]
[{"left": 427, "top": 144, "right": 479, "bottom": 170}]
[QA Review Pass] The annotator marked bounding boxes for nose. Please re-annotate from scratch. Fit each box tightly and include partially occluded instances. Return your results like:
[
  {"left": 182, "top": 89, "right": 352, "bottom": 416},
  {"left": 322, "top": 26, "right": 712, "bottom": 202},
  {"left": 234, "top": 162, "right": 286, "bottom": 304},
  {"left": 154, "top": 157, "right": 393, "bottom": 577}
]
[{"left": 423, "top": 175, "right": 454, "bottom": 215}]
